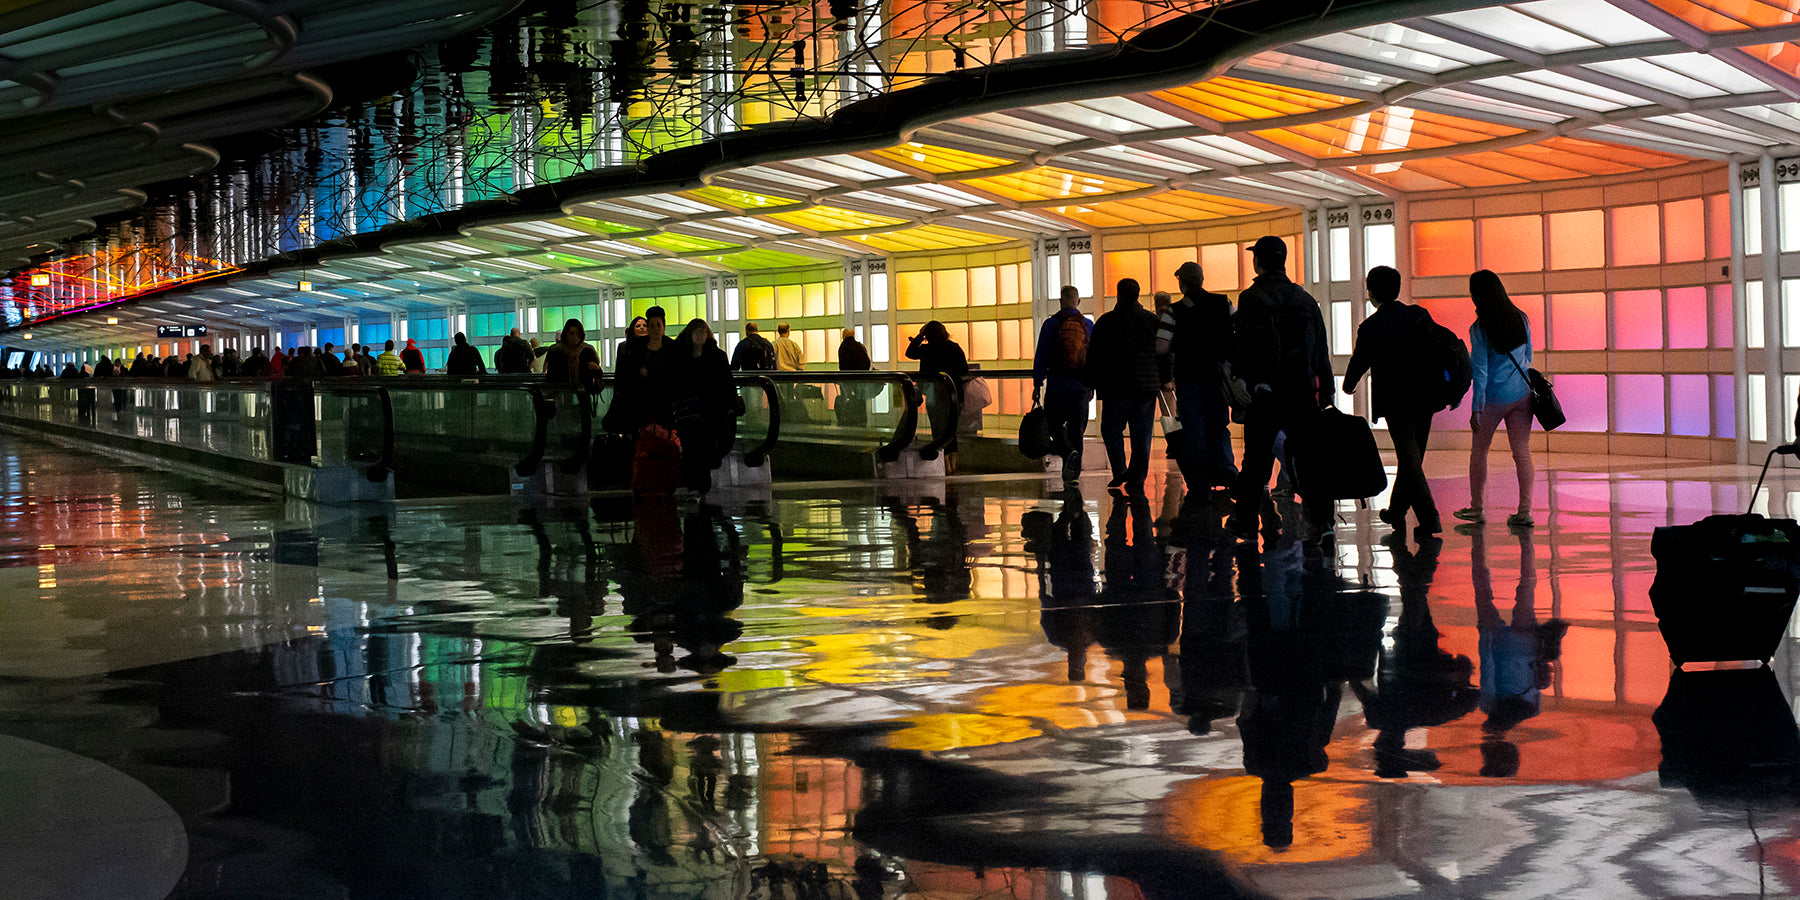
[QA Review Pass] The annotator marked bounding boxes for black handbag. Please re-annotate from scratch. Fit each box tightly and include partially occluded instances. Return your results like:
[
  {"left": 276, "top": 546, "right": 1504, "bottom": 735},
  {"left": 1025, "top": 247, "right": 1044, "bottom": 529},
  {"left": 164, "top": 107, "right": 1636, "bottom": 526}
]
[
  {"left": 1505, "top": 350, "right": 1565, "bottom": 431},
  {"left": 1019, "top": 403, "right": 1053, "bottom": 459}
]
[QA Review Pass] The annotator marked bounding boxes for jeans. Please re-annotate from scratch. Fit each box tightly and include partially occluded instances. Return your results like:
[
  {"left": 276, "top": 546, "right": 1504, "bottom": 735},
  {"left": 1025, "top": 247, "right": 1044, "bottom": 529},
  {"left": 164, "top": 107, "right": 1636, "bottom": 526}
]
[
  {"left": 1100, "top": 392, "right": 1157, "bottom": 488},
  {"left": 1386, "top": 409, "right": 1439, "bottom": 528},
  {"left": 1043, "top": 388, "right": 1092, "bottom": 476},
  {"left": 1176, "top": 381, "right": 1236, "bottom": 489},
  {"left": 1233, "top": 400, "right": 1330, "bottom": 534}
]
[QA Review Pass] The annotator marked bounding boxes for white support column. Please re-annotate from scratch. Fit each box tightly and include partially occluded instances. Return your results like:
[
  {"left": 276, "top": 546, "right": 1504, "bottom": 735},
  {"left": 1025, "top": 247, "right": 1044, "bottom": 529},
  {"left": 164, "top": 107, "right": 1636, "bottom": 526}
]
[
  {"left": 1762, "top": 152, "right": 1783, "bottom": 451},
  {"left": 1732, "top": 158, "right": 1750, "bottom": 465}
]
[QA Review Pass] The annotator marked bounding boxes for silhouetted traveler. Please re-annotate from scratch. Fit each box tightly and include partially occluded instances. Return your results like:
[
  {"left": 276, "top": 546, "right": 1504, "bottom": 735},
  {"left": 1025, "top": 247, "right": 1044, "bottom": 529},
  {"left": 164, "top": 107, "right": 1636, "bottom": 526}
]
[
  {"left": 1343, "top": 265, "right": 1441, "bottom": 540},
  {"left": 1158, "top": 261, "right": 1236, "bottom": 491},
  {"left": 400, "top": 339, "right": 424, "bottom": 373},
  {"left": 730, "top": 322, "right": 775, "bottom": 371},
  {"left": 1458, "top": 270, "right": 1536, "bottom": 529},
  {"left": 188, "top": 345, "right": 216, "bottom": 382},
  {"left": 835, "top": 327, "right": 873, "bottom": 427},
  {"left": 543, "top": 319, "right": 602, "bottom": 393},
  {"left": 94, "top": 356, "right": 114, "bottom": 378},
  {"left": 269, "top": 346, "right": 286, "bottom": 377},
  {"left": 218, "top": 348, "right": 239, "bottom": 377},
  {"left": 837, "top": 327, "right": 871, "bottom": 371},
  {"left": 446, "top": 332, "right": 486, "bottom": 376},
  {"left": 773, "top": 323, "right": 804, "bottom": 372},
  {"left": 288, "top": 346, "right": 323, "bottom": 379},
  {"left": 59, "top": 363, "right": 83, "bottom": 379},
  {"left": 613, "top": 306, "right": 678, "bottom": 428},
  {"left": 318, "top": 343, "right": 343, "bottom": 376},
  {"left": 1087, "top": 278, "right": 1161, "bottom": 496},
  {"left": 1228, "top": 236, "right": 1335, "bottom": 545},
  {"left": 673, "top": 319, "right": 737, "bottom": 495},
  {"left": 375, "top": 340, "right": 402, "bottom": 376},
  {"left": 240, "top": 348, "right": 268, "bottom": 377},
  {"left": 905, "top": 320, "right": 968, "bottom": 472},
  {"left": 496, "top": 328, "right": 535, "bottom": 374},
  {"left": 1033, "top": 284, "right": 1093, "bottom": 486}
]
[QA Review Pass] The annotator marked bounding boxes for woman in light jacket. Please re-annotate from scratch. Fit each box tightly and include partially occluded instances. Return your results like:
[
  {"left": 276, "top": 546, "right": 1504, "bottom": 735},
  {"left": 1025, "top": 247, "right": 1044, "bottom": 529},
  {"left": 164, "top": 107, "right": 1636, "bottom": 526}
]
[{"left": 1456, "top": 269, "right": 1535, "bottom": 528}]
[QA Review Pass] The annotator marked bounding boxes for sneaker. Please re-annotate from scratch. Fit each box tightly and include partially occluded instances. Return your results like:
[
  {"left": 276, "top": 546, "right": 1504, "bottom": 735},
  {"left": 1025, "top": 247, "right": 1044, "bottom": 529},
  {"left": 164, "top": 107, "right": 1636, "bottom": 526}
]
[
  {"left": 1452, "top": 507, "right": 1484, "bottom": 523},
  {"left": 1378, "top": 508, "right": 1405, "bottom": 530},
  {"left": 1106, "top": 478, "right": 1127, "bottom": 495},
  {"left": 1506, "top": 511, "right": 1535, "bottom": 528}
]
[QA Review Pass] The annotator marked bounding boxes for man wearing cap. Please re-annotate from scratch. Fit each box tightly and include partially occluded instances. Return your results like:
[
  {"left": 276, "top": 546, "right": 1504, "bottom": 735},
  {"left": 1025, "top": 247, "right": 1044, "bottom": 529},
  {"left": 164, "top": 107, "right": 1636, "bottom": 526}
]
[
  {"left": 1156, "top": 261, "right": 1235, "bottom": 495},
  {"left": 1228, "top": 235, "right": 1336, "bottom": 545}
]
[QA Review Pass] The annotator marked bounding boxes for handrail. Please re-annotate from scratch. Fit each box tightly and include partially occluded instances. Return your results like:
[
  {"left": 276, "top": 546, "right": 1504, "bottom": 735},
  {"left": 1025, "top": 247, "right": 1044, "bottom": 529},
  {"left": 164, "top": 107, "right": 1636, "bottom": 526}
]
[
  {"left": 563, "top": 390, "right": 594, "bottom": 475},
  {"left": 751, "top": 371, "right": 922, "bottom": 463},
  {"left": 517, "top": 385, "right": 555, "bottom": 477},
  {"left": 327, "top": 385, "right": 396, "bottom": 482},
  {"left": 738, "top": 374, "right": 780, "bottom": 468}
]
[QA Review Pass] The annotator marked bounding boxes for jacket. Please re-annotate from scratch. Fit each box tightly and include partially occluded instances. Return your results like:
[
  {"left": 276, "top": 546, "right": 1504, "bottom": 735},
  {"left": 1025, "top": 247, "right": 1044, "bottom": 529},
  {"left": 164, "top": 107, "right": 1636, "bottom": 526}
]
[
  {"left": 1033, "top": 307, "right": 1094, "bottom": 395},
  {"left": 1158, "top": 290, "right": 1232, "bottom": 385},
  {"left": 1086, "top": 300, "right": 1161, "bottom": 398},
  {"left": 1470, "top": 319, "right": 1532, "bottom": 411},
  {"left": 773, "top": 335, "right": 805, "bottom": 371},
  {"left": 1233, "top": 272, "right": 1334, "bottom": 410},
  {"left": 1343, "top": 301, "right": 1433, "bottom": 422},
  {"left": 838, "top": 338, "right": 872, "bottom": 371},
  {"left": 446, "top": 343, "right": 485, "bottom": 376},
  {"left": 375, "top": 351, "right": 403, "bottom": 376},
  {"left": 731, "top": 334, "right": 776, "bottom": 370}
]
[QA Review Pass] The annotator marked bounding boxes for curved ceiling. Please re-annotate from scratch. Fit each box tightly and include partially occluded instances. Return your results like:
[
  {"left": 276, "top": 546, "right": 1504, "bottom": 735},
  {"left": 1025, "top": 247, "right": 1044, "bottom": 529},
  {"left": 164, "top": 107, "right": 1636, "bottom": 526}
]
[{"left": 19, "top": 0, "right": 1800, "bottom": 347}]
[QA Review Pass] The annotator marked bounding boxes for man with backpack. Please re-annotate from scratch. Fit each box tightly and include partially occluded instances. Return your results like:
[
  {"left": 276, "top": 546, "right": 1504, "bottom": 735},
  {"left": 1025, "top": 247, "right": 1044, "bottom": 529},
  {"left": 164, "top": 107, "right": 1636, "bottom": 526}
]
[
  {"left": 731, "top": 322, "right": 777, "bottom": 371},
  {"left": 1033, "top": 285, "right": 1093, "bottom": 485},
  {"left": 1344, "top": 266, "right": 1461, "bottom": 543},
  {"left": 1157, "top": 261, "right": 1236, "bottom": 494},
  {"left": 1228, "top": 236, "right": 1337, "bottom": 545},
  {"left": 1087, "top": 278, "right": 1163, "bottom": 496}
]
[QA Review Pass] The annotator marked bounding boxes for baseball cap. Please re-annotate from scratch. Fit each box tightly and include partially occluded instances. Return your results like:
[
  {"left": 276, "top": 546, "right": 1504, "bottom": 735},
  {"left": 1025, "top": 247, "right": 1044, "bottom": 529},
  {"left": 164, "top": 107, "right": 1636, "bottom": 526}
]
[{"left": 1246, "top": 235, "right": 1287, "bottom": 256}]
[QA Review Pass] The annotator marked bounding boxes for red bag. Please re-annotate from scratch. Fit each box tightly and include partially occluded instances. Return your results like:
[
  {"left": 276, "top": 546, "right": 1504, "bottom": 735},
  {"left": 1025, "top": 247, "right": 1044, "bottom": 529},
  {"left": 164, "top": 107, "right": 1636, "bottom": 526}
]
[{"left": 632, "top": 424, "right": 682, "bottom": 495}]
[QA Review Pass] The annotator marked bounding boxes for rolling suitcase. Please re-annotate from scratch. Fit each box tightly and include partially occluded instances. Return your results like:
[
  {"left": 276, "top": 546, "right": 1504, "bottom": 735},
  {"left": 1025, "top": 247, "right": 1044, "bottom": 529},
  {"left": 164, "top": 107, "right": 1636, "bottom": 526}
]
[
  {"left": 632, "top": 424, "right": 682, "bottom": 495},
  {"left": 1649, "top": 444, "right": 1800, "bottom": 667},
  {"left": 1287, "top": 406, "right": 1387, "bottom": 501}
]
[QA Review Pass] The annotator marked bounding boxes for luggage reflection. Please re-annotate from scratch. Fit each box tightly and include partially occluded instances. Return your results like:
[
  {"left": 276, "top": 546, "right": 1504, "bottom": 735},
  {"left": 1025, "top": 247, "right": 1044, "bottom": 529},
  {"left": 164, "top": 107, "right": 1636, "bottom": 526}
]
[{"left": 1655, "top": 667, "right": 1800, "bottom": 807}]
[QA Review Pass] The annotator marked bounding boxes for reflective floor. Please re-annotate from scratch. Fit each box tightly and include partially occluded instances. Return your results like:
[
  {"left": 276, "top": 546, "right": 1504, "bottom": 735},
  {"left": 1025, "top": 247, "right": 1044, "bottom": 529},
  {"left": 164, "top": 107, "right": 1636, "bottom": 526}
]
[{"left": 5, "top": 430, "right": 1800, "bottom": 899}]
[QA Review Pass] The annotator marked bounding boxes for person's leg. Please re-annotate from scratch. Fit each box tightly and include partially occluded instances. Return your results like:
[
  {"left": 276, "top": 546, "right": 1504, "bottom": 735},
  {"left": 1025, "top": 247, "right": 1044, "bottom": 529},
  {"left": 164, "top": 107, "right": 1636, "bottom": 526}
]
[
  {"left": 1200, "top": 385, "right": 1237, "bottom": 487},
  {"left": 1099, "top": 396, "right": 1128, "bottom": 483},
  {"left": 1174, "top": 382, "right": 1207, "bottom": 488},
  {"left": 1061, "top": 390, "right": 1091, "bottom": 477},
  {"left": 1504, "top": 398, "right": 1535, "bottom": 519},
  {"left": 1231, "top": 405, "right": 1277, "bottom": 532},
  {"left": 1464, "top": 405, "right": 1501, "bottom": 517},
  {"left": 1387, "top": 414, "right": 1421, "bottom": 521},
  {"left": 1125, "top": 393, "right": 1155, "bottom": 489},
  {"left": 1413, "top": 413, "right": 1440, "bottom": 531}
]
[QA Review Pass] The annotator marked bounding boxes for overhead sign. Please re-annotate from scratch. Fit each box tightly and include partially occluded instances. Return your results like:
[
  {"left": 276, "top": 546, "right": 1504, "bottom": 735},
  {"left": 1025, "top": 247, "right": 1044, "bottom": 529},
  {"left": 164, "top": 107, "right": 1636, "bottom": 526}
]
[{"left": 156, "top": 324, "right": 207, "bottom": 338}]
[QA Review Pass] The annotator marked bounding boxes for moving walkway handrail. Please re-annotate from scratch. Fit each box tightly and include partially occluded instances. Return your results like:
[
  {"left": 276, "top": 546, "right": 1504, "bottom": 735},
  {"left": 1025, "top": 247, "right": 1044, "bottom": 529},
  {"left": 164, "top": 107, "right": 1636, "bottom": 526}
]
[
  {"left": 517, "top": 385, "right": 556, "bottom": 477},
  {"left": 327, "top": 385, "right": 395, "bottom": 482},
  {"left": 737, "top": 374, "right": 780, "bottom": 467},
  {"left": 757, "top": 371, "right": 921, "bottom": 463}
]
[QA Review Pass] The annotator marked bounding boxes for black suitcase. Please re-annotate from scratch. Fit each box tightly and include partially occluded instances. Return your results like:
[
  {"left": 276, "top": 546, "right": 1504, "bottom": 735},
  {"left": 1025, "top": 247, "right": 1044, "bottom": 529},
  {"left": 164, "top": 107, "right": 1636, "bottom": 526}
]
[
  {"left": 1287, "top": 406, "right": 1387, "bottom": 501},
  {"left": 1649, "top": 445, "right": 1800, "bottom": 667}
]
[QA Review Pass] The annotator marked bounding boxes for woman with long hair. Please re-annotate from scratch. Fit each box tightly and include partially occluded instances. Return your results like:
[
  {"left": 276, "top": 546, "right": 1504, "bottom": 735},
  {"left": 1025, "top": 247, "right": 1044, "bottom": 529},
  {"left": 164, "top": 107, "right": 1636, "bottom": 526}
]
[
  {"left": 673, "top": 319, "right": 738, "bottom": 494},
  {"left": 1457, "top": 269, "right": 1535, "bottom": 528},
  {"left": 544, "top": 317, "right": 603, "bottom": 393},
  {"left": 905, "top": 320, "right": 969, "bottom": 472},
  {"left": 617, "top": 316, "right": 649, "bottom": 363}
]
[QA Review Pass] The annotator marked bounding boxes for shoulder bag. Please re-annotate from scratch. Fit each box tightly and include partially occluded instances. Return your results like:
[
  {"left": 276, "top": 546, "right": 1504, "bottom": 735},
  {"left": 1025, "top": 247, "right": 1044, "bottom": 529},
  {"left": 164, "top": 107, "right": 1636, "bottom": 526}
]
[{"left": 1505, "top": 346, "right": 1565, "bottom": 431}]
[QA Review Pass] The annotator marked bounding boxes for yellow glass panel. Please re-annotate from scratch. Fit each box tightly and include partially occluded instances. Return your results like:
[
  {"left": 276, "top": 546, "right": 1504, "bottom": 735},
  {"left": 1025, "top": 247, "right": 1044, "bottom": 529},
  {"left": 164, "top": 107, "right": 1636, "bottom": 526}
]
[
  {"left": 803, "top": 329, "right": 828, "bottom": 363},
  {"left": 897, "top": 271, "right": 933, "bottom": 310},
  {"left": 868, "top": 142, "right": 1015, "bottom": 175},
  {"left": 970, "top": 266, "right": 998, "bottom": 306},
  {"left": 776, "top": 284, "right": 804, "bottom": 318},
  {"left": 799, "top": 282, "right": 822, "bottom": 317},
  {"left": 933, "top": 269, "right": 968, "bottom": 307},
  {"left": 825, "top": 281, "right": 843, "bottom": 316},
  {"left": 684, "top": 186, "right": 799, "bottom": 210},
  {"left": 1199, "top": 244, "right": 1238, "bottom": 291},
  {"left": 1000, "top": 318, "right": 1023, "bottom": 359},
  {"left": 999, "top": 261, "right": 1021, "bottom": 303},
  {"left": 768, "top": 206, "right": 910, "bottom": 233},
  {"left": 1106, "top": 249, "right": 1151, "bottom": 295},
  {"left": 1155, "top": 76, "right": 1357, "bottom": 122},
  {"left": 1256, "top": 108, "right": 1523, "bottom": 160},
  {"left": 843, "top": 225, "right": 1010, "bottom": 252},
  {"left": 746, "top": 286, "right": 776, "bottom": 320},
  {"left": 970, "top": 320, "right": 999, "bottom": 360},
  {"left": 1153, "top": 247, "right": 1199, "bottom": 290},
  {"left": 963, "top": 166, "right": 1151, "bottom": 203}
]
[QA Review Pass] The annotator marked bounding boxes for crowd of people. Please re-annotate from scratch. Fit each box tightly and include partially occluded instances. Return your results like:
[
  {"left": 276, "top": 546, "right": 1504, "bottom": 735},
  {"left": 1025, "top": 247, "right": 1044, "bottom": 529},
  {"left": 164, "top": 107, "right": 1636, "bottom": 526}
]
[{"left": 1032, "top": 234, "right": 1538, "bottom": 548}]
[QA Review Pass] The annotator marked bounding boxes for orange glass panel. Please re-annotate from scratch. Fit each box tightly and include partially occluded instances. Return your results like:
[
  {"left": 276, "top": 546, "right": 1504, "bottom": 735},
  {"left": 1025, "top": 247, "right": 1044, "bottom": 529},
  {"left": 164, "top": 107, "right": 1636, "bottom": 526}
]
[
  {"left": 969, "top": 320, "right": 999, "bottom": 360},
  {"left": 1106, "top": 250, "right": 1151, "bottom": 295},
  {"left": 933, "top": 269, "right": 968, "bottom": 307},
  {"left": 1708, "top": 193, "right": 1732, "bottom": 259},
  {"left": 1479, "top": 215, "right": 1544, "bottom": 273},
  {"left": 970, "top": 266, "right": 998, "bottom": 306},
  {"left": 962, "top": 166, "right": 1151, "bottom": 203},
  {"left": 1049, "top": 191, "right": 1277, "bottom": 227},
  {"left": 1743, "top": 42, "right": 1800, "bottom": 81},
  {"left": 945, "top": 321, "right": 970, "bottom": 349},
  {"left": 1664, "top": 197, "right": 1705, "bottom": 263},
  {"left": 896, "top": 271, "right": 932, "bottom": 310},
  {"left": 1650, "top": 0, "right": 1797, "bottom": 33},
  {"left": 1669, "top": 286, "right": 1707, "bottom": 348},
  {"left": 999, "top": 261, "right": 1020, "bottom": 303},
  {"left": 1353, "top": 137, "right": 1692, "bottom": 191},
  {"left": 1200, "top": 245, "right": 1239, "bottom": 292},
  {"left": 1550, "top": 293, "right": 1607, "bottom": 350},
  {"left": 1000, "top": 318, "right": 1023, "bottom": 359},
  {"left": 1152, "top": 247, "right": 1198, "bottom": 292},
  {"left": 868, "top": 143, "right": 1014, "bottom": 175},
  {"left": 1153, "top": 76, "right": 1357, "bottom": 123},
  {"left": 1412, "top": 220, "right": 1475, "bottom": 278},
  {"left": 1613, "top": 205, "right": 1662, "bottom": 266},
  {"left": 1548, "top": 210, "right": 1605, "bottom": 270},
  {"left": 1416, "top": 298, "right": 1475, "bottom": 347},
  {"left": 1513, "top": 294, "right": 1546, "bottom": 351},
  {"left": 1255, "top": 108, "right": 1522, "bottom": 160},
  {"left": 1615, "top": 289, "right": 1665, "bottom": 349}
]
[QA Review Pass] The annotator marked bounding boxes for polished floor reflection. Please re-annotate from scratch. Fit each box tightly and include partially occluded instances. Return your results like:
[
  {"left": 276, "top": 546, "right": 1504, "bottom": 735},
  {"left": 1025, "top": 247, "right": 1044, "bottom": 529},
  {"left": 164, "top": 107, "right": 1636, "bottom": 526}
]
[{"left": 3, "top": 430, "right": 1800, "bottom": 899}]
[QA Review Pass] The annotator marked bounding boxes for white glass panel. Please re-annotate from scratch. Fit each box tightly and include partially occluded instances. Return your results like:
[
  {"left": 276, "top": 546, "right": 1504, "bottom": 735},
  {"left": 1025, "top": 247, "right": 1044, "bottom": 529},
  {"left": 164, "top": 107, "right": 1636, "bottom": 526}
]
[
  {"left": 1432, "top": 8, "right": 1600, "bottom": 53},
  {"left": 1644, "top": 53, "right": 1772, "bottom": 95},
  {"left": 726, "top": 287, "right": 741, "bottom": 320},
  {"left": 1782, "top": 183, "right": 1800, "bottom": 254},
  {"left": 1748, "top": 280, "right": 1765, "bottom": 349},
  {"left": 1789, "top": 375, "right": 1800, "bottom": 442},
  {"left": 1070, "top": 252, "right": 1094, "bottom": 298},
  {"left": 526, "top": 306, "right": 539, "bottom": 333},
  {"left": 1474, "top": 73, "right": 1632, "bottom": 112},
  {"left": 869, "top": 276, "right": 888, "bottom": 312},
  {"left": 1746, "top": 186, "right": 1763, "bottom": 256},
  {"left": 1033, "top": 99, "right": 1186, "bottom": 133},
  {"left": 1785, "top": 280, "right": 1800, "bottom": 348},
  {"left": 1332, "top": 301, "right": 1352, "bottom": 355},
  {"left": 1750, "top": 375, "right": 1768, "bottom": 443},
  {"left": 1329, "top": 226, "right": 1351, "bottom": 282},
  {"left": 1233, "top": 52, "right": 1407, "bottom": 93},
  {"left": 871, "top": 324, "right": 891, "bottom": 364},
  {"left": 1305, "top": 29, "right": 1499, "bottom": 73},
  {"left": 1585, "top": 58, "right": 1727, "bottom": 99},
  {"left": 1364, "top": 223, "right": 1397, "bottom": 269},
  {"left": 1514, "top": 0, "right": 1669, "bottom": 43}
]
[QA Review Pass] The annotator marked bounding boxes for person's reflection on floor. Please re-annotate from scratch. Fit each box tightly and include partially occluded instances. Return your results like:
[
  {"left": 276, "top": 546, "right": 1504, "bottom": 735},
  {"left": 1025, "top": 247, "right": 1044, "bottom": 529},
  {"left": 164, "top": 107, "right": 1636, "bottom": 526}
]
[
  {"left": 1092, "top": 495, "right": 1179, "bottom": 709},
  {"left": 888, "top": 491, "right": 973, "bottom": 612},
  {"left": 629, "top": 725, "right": 679, "bottom": 867},
  {"left": 524, "top": 508, "right": 607, "bottom": 643},
  {"left": 1472, "top": 527, "right": 1569, "bottom": 778},
  {"left": 1352, "top": 535, "right": 1478, "bottom": 778},
  {"left": 1025, "top": 488, "right": 1096, "bottom": 682},
  {"left": 1168, "top": 524, "right": 1247, "bottom": 735},
  {"left": 673, "top": 503, "right": 746, "bottom": 675}
]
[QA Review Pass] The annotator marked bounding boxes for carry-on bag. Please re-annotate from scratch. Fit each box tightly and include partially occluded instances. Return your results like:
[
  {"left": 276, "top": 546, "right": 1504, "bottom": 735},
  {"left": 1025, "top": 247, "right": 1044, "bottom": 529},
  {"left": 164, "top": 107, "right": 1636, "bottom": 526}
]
[
  {"left": 1287, "top": 406, "right": 1388, "bottom": 501},
  {"left": 1649, "top": 444, "right": 1800, "bottom": 667},
  {"left": 632, "top": 424, "right": 683, "bottom": 495}
]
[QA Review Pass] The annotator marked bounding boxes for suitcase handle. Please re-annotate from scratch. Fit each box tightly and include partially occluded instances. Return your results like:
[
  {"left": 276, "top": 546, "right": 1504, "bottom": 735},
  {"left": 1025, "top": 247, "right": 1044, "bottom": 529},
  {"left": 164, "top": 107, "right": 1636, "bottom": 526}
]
[{"left": 1749, "top": 444, "right": 1800, "bottom": 515}]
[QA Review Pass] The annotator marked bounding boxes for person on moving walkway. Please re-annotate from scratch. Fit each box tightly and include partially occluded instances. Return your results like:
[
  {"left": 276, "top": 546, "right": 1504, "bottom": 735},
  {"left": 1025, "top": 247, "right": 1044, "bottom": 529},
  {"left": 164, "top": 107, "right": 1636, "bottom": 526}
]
[
  {"left": 446, "top": 332, "right": 486, "bottom": 376},
  {"left": 544, "top": 318, "right": 602, "bottom": 393},
  {"left": 1033, "top": 284, "right": 1093, "bottom": 486},
  {"left": 674, "top": 319, "right": 737, "bottom": 495},
  {"left": 906, "top": 320, "right": 969, "bottom": 473}
]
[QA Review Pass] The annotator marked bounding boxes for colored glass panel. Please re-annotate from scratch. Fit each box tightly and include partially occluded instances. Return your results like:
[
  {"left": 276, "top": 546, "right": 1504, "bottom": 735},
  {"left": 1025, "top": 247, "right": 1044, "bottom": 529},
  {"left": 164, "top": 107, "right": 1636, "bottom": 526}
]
[
  {"left": 1664, "top": 197, "right": 1706, "bottom": 263},
  {"left": 1152, "top": 248, "right": 1198, "bottom": 289},
  {"left": 1616, "top": 374, "right": 1666, "bottom": 434},
  {"left": 1550, "top": 293, "right": 1606, "bottom": 350},
  {"left": 933, "top": 270, "right": 968, "bottom": 308},
  {"left": 1711, "top": 284, "right": 1735, "bottom": 349},
  {"left": 1412, "top": 220, "right": 1475, "bottom": 277},
  {"left": 970, "top": 267, "right": 998, "bottom": 306},
  {"left": 1668, "top": 286, "right": 1708, "bottom": 348},
  {"left": 1199, "top": 245, "right": 1238, "bottom": 292},
  {"left": 777, "top": 284, "right": 803, "bottom": 318},
  {"left": 1548, "top": 210, "right": 1605, "bottom": 270},
  {"left": 768, "top": 206, "right": 910, "bottom": 233},
  {"left": 1416, "top": 298, "right": 1475, "bottom": 347},
  {"left": 1612, "top": 205, "right": 1662, "bottom": 266},
  {"left": 1479, "top": 215, "right": 1544, "bottom": 273},
  {"left": 868, "top": 143, "right": 1015, "bottom": 175},
  {"left": 1715, "top": 374, "right": 1737, "bottom": 438},
  {"left": 844, "top": 225, "right": 1009, "bottom": 252},
  {"left": 1254, "top": 108, "right": 1522, "bottom": 159},
  {"left": 1153, "top": 76, "right": 1356, "bottom": 122},
  {"left": 1615, "top": 290, "right": 1665, "bottom": 349},
  {"left": 1106, "top": 250, "right": 1151, "bottom": 295},
  {"left": 1515, "top": 294, "right": 1547, "bottom": 351},
  {"left": 1558, "top": 374, "right": 1609, "bottom": 432},
  {"left": 963, "top": 167, "right": 1151, "bottom": 204},
  {"left": 970, "top": 320, "right": 999, "bottom": 360},
  {"left": 1672, "top": 374, "right": 1711, "bottom": 436},
  {"left": 1708, "top": 194, "right": 1732, "bottom": 259}
]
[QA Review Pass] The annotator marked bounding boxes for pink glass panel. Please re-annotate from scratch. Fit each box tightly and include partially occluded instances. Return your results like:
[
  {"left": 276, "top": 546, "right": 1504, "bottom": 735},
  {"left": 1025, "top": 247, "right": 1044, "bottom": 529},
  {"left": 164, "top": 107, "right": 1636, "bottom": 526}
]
[
  {"left": 1613, "top": 290, "right": 1664, "bottom": 349},
  {"left": 1708, "top": 193, "right": 1731, "bottom": 259},
  {"left": 1667, "top": 286, "right": 1707, "bottom": 348},
  {"left": 1417, "top": 297, "right": 1474, "bottom": 346},
  {"left": 1671, "top": 374, "right": 1709, "bottom": 436},
  {"left": 1557, "top": 374, "right": 1608, "bottom": 432},
  {"left": 1614, "top": 373, "right": 1665, "bottom": 434},
  {"left": 1479, "top": 215, "right": 1544, "bottom": 273},
  {"left": 1548, "top": 210, "right": 1605, "bottom": 270},
  {"left": 1714, "top": 374, "right": 1736, "bottom": 439},
  {"left": 1711, "top": 284, "right": 1734, "bottom": 348},
  {"left": 1549, "top": 293, "right": 1606, "bottom": 350},
  {"left": 1612, "top": 205, "right": 1661, "bottom": 266},
  {"left": 1513, "top": 294, "right": 1546, "bottom": 350},
  {"left": 1412, "top": 220, "right": 1475, "bottom": 277},
  {"left": 1663, "top": 197, "right": 1705, "bottom": 263}
]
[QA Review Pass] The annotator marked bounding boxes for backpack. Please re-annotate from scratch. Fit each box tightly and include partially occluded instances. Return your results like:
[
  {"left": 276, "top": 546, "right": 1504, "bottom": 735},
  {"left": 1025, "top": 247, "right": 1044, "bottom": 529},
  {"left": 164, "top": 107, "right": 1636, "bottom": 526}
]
[
  {"left": 1251, "top": 286, "right": 1324, "bottom": 401},
  {"left": 1417, "top": 318, "right": 1473, "bottom": 411},
  {"left": 1053, "top": 315, "right": 1088, "bottom": 373}
]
